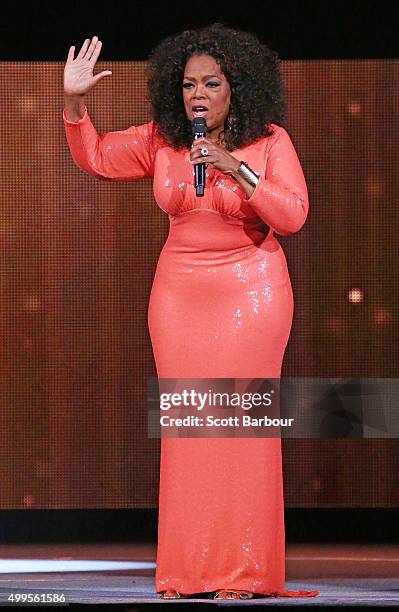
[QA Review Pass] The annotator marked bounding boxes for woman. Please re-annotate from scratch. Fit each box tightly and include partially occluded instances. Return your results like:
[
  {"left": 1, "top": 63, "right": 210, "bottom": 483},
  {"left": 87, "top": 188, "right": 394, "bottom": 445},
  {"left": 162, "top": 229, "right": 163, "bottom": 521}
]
[{"left": 63, "top": 23, "right": 319, "bottom": 600}]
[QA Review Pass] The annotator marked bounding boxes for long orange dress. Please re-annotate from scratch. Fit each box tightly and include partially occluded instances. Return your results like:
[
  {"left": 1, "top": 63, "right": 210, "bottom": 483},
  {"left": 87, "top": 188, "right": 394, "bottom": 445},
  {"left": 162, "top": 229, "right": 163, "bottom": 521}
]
[{"left": 63, "top": 107, "right": 319, "bottom": 598}]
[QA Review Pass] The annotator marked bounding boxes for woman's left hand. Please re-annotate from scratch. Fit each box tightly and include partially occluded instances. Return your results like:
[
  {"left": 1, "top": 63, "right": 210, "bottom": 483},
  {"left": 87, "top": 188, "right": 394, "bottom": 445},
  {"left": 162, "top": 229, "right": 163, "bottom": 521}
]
[{"left": 190, "top": 137, "right": 240, "bottom": 175}]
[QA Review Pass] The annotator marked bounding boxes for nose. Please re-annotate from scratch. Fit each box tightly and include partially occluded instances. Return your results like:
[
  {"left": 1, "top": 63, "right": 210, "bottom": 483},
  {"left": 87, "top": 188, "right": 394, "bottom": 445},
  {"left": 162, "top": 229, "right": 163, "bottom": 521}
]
[{"left": 192, "top": 84, "right": 207, "bottom": 99}]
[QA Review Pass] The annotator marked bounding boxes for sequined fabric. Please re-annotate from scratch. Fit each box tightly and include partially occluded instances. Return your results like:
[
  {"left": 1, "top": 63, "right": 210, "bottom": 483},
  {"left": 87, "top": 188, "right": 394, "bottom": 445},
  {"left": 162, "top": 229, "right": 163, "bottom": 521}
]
[{"left": 63, "top": 107, "right": 319, "bottom": 598}]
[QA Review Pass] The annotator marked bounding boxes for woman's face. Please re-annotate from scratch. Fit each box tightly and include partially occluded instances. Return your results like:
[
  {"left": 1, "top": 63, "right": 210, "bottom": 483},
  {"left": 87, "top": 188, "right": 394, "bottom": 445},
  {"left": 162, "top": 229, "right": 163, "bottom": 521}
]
[{"left": 183, "top": 54, "right": 231, "bottom": 143}]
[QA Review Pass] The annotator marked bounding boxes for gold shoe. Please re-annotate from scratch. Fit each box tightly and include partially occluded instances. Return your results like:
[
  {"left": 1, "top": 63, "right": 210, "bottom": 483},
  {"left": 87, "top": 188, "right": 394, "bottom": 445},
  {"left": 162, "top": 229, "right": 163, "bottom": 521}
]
[
  {"left": 160, "top": 590, "right": 183, "bottom": 599},
  {"left": 214, "top": 589, "right": 253, "bottom": 599}
]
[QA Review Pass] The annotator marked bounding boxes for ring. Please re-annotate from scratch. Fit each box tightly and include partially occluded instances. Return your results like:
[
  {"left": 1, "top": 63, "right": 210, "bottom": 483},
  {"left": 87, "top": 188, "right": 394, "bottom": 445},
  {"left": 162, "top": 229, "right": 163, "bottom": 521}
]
[{"left": 200, "top": 147, "right": 209, "bottom": 157}]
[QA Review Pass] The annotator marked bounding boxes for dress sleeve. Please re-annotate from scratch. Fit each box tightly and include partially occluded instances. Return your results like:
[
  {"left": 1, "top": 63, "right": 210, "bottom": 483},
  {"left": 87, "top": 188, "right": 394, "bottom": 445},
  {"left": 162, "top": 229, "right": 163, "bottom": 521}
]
[
  {"left": 63, "top": 105, "right": 161, "bottom": 180},
  {"left": 245, "top": 126, "right": 309, "bottom": 235}
]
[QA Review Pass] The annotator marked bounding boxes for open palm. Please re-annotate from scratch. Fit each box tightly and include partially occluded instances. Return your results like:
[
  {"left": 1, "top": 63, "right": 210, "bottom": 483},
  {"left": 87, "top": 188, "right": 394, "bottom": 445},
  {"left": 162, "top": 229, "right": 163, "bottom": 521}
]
[{"left": 64, "top": 35, "right": 112, "bottom": 96}]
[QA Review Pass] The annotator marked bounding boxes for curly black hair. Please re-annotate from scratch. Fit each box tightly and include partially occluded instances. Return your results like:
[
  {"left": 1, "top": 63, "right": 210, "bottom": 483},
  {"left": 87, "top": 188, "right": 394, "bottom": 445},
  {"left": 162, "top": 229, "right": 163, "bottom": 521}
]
[{"left": 146, "top": 22, "right": 286, "bottom": 152}]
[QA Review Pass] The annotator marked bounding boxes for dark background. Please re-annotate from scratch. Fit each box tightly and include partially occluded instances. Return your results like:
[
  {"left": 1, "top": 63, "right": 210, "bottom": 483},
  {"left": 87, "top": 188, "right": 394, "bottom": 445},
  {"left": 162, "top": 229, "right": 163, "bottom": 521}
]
[{"left": 0, "top": 1, "right": 398, "bottom": 60}]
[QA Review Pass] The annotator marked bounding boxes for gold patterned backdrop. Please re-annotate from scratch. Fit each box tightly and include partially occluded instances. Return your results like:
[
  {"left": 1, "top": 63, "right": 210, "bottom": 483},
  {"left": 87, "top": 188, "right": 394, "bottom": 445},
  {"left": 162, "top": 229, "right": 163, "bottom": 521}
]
[{"left": 0, "top": 61, "right": 397, "bottom": 508}]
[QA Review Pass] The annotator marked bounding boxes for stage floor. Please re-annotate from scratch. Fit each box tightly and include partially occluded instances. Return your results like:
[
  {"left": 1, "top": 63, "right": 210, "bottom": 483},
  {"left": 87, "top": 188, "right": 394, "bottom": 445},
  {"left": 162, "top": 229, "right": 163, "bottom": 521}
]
[{"left": 0, "top": 543, "right": 397, "bottom": 606}]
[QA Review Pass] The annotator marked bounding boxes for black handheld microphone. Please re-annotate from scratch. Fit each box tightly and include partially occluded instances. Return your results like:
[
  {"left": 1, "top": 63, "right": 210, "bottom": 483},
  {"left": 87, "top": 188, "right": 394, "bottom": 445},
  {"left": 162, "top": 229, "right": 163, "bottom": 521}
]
[{"left": 192, "top": 117, "right": 208, "bottom": 197}]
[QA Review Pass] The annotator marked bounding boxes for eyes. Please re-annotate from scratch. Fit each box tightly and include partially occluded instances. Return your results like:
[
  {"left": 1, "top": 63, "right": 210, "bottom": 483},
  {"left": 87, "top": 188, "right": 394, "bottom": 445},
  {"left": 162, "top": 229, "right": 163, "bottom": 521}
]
[{"left": 183, "top": 82, "right": 220, "bottom": 89}]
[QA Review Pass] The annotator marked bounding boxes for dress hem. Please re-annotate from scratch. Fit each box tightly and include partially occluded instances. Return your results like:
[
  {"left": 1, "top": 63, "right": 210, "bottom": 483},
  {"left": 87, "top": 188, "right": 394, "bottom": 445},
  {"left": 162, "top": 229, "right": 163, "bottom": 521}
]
[{"left": 156, "top": 586, "right": 320, "bottom": 598}]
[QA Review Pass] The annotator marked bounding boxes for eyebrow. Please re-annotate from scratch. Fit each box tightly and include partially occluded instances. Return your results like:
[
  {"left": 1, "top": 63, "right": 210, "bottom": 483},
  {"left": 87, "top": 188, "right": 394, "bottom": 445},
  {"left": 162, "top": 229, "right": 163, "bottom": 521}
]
[{"left": 183, "top": 74, "right": 221, "bottom": 80}]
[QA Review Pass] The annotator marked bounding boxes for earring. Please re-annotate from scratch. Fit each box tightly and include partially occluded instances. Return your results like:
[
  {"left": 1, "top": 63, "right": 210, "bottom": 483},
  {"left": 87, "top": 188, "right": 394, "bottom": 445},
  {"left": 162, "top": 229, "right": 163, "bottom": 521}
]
[{"left": 227, "top": 113, "right": 237, "bottom": 129}]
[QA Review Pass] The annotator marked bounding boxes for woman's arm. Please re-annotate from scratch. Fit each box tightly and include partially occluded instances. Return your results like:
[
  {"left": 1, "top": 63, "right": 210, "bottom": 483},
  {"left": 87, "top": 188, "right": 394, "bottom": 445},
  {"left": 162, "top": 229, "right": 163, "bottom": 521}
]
[
  {"left": 63, "top": 36, "right": 160, "bottom": 180},
  {"left": 64, "top": 93, "right": 86, "bottom": 122},
  {"left": 245, "top": 126, "right": 309, "bottom": 235},
  {"left": 63, "top": 105, "right": 160, "bottom": 180}
]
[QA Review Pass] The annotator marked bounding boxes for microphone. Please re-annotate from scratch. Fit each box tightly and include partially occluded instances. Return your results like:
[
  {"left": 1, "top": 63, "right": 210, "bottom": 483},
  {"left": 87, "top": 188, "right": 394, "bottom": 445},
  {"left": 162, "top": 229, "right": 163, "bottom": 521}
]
[{"left": 192, "top": 117, "right": 207, "bottom": 197}]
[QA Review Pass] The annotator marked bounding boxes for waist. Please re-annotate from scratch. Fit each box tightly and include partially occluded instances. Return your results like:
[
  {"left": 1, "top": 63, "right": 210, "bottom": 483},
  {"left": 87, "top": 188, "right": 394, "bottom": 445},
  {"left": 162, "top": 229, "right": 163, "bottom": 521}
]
[{"left": 166, "top": 209, "right": 271, "bottom": 253}]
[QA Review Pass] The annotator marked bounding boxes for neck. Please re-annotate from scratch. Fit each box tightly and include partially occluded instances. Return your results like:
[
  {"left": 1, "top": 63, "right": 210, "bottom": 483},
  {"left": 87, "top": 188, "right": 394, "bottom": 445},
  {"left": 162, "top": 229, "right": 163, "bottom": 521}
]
[{"left": 207, "top": 126, "right": 226, "bottom": 146}]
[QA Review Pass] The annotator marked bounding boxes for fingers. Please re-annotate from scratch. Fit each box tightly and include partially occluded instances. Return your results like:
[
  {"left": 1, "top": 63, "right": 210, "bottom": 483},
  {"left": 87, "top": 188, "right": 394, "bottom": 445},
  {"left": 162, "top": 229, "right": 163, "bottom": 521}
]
[
  {"left": 190, "top": 138, "right": 210, "bottom": 152},
  {"left": 190, "top": 153, "right": 213, "bottom": 163},
  {"left": 76, "top": 38, "right": 90, "bottom": 60},
  {"left": 66, "top": 45, "right": 75, "bottom": 63},
  {"left": 190, "top": 140, "right": 214, "bottom": 163},
  {"left": 86, "top": 36, "right": 100, "bottom": 62},
  {"left": 88, "top": 39, "right": 103, "bottom": 64},
  {"left": 191, "top": 137, "right": 209, "bottom": 146},
  {"left": 190, "top": 150, "right": 216, "bottom": 164},
  {"left": 190, "top": 157, "right": 215, "bottom": 165},
  {"left": 92, "top": 70, "right": 113, "bottom": 85},
  {"left": 74, "top": 36, "right": 101, "bottom": 62}
]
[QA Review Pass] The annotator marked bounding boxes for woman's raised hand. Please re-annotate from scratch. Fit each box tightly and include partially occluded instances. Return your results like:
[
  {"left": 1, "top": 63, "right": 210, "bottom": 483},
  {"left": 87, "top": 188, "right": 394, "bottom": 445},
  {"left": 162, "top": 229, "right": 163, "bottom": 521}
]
[{"left": 64, "top": 36, "right": 112, "bottom": 97}]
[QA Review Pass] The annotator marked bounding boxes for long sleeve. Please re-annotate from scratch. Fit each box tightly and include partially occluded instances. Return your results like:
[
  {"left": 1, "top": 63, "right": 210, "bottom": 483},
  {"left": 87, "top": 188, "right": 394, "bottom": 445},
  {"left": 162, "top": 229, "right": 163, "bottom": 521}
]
[
  {"left": 245, "top": 126, "right": 309, "bottom": 236},
  {"left": 63, "top": 105, "right": 162, "bottom": 180}
]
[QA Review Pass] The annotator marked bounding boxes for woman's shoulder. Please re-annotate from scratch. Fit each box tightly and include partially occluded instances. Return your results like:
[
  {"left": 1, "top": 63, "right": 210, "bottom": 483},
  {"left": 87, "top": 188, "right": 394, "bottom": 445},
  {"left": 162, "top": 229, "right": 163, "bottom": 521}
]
[
  {"left": 265, "top": 123, "right": 289, "bottom": 141},
  {"left": 257, "top": 123, "right": 293, "bottom": 150},
  {"left": 238, "top": 123, "right": 286, "bottom": 153}
]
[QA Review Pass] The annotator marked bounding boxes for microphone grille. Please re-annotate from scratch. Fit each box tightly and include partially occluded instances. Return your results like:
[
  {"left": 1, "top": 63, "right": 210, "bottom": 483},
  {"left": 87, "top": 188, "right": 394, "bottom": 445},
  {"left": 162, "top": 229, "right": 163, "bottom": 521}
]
[{"left": 192, "top": 117, "right": 207, "bottom": 135}]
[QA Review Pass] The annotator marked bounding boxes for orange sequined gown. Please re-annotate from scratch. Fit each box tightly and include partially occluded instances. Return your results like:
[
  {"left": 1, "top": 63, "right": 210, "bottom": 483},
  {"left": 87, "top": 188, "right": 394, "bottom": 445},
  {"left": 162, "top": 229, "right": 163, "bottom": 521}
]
[{"left": 63, "top": 107, "right": 319, "bottom": 598}]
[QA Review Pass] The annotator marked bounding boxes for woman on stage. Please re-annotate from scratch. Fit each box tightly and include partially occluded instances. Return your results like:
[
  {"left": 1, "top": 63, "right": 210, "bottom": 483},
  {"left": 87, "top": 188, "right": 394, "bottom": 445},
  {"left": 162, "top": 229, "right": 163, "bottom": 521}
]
[{"left": 63, "top": 22, "right": 319, "bottom": 600}]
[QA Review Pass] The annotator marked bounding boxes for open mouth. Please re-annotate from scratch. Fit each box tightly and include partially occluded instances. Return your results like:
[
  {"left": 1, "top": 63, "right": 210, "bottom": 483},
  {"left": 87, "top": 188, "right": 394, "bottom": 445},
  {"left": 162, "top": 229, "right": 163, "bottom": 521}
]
[{"left": 192, "top": 106, "right": 209, "bottom": 117}]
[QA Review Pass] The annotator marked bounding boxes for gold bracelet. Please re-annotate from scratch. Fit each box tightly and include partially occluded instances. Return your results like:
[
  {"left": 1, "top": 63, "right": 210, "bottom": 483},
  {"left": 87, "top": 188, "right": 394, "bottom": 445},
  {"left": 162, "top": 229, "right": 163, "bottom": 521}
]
[{"left": 236, "top": 162, "right": 259, "bottom": 188}]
